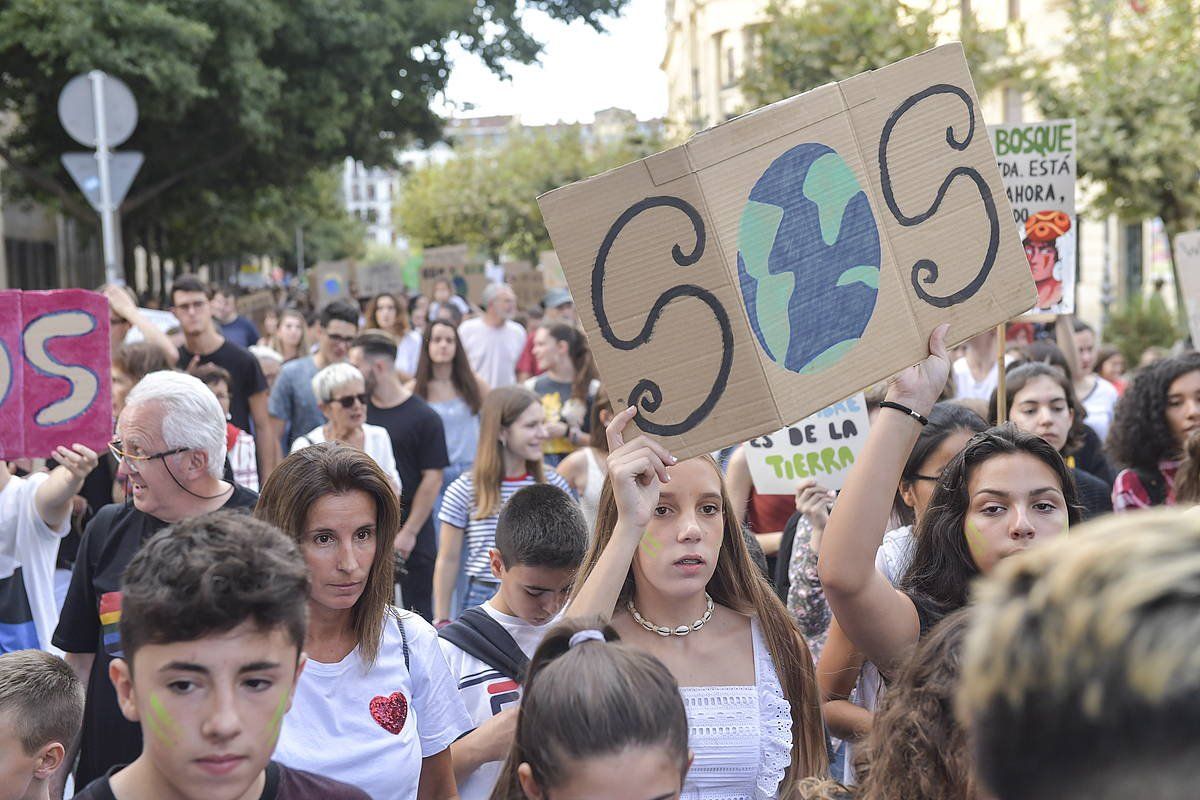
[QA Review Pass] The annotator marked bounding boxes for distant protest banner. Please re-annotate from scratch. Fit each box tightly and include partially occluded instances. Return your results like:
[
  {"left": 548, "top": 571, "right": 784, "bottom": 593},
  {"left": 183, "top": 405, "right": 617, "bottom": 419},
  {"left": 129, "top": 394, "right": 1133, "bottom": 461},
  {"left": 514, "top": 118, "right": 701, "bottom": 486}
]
[
  {"left": 1174, "top": 231, "right": 1200, "bottom": 345},
  {"left": 745, "top": 393, "right": 869, "bottom": 494},
  {"left": 310, "top": 260, "right": 353, "bottom": 308},
  {"left": 504, "top": 260, "right": 546, "bottom": 310},
  {"left": 419, "top": 244, "right": 489, "bottom": 306},
  {"left": 0, "top": 290, "right": 112, "bottom": 459},
  {"left": 988, "top": 119, "right": 1076, "bottom": 315},
  {"left": 537, "top": 44, "right": 1036, "bottom": 458}
]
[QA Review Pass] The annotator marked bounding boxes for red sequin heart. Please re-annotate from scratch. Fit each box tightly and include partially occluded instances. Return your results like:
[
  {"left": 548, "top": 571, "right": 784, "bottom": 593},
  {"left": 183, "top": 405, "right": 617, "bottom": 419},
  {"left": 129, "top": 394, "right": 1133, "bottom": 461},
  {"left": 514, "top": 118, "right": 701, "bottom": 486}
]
[{"left": 368, "top": 691, "right": 408, "bottom": 735}]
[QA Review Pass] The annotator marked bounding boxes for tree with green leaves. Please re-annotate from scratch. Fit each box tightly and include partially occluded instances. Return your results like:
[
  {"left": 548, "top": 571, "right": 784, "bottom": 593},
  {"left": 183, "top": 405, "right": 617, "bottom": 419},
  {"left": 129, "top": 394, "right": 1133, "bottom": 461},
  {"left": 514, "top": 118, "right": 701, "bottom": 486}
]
[
  {"left": 741, "top": 0, "right": 1013, "bottom": 109},
  {"left": 1032, "top": 0, "right": 1200, "bottom": 310},
  {"left": 0, "top": 0, "right": 628, "bottom": 277},
  {"left": 397, "top": 127, "right": 660, "bottom": 261}
]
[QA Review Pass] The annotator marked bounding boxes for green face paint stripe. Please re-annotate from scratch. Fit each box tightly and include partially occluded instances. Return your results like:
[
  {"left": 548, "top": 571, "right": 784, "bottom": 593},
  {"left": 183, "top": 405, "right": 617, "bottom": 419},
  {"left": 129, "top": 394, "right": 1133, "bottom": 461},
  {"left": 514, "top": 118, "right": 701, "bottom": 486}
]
[
  {"left": 267, "top": 690, "right": 289, "bottom": 747},
  {"left": 143, "top": 706, "right": 175, "bottom": 747},
  {"left": 148, "top": 693, "right": 181, "bottom": 735},
  {"left": 639, "top": 531, "right": 663, "bottom": 556}
]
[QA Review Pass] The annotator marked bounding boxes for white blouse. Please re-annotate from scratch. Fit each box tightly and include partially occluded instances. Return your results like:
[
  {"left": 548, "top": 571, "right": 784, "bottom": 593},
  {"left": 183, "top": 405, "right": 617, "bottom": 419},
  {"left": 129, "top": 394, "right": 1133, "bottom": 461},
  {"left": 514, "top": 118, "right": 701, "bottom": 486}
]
[
  {"left": 291, "top": 422, "right": 402, "bottom": 495},
  {"left": 680, "top": 617, "right": 793, "bottom": 800}
]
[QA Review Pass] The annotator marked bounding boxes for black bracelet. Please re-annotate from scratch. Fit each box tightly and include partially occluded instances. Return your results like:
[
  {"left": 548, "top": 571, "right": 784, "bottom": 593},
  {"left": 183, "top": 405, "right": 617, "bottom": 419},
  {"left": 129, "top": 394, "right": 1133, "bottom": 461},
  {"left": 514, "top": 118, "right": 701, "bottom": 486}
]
[{"left": 879, "top": 400, "right": 929, "bottom": 426}]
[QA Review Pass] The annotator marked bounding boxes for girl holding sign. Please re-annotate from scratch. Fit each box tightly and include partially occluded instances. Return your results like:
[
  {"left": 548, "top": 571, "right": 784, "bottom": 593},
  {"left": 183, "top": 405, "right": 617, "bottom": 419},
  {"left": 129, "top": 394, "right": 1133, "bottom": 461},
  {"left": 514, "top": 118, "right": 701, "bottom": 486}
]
[
  {"left": 818, "top": 401, "right": 986, "bottom": 783},
  {"left": 568, "top": 409, "right": 827, "bottom": 798},
  {"left": 818, "top": 325, "right": 1080, "bottom": 679}
]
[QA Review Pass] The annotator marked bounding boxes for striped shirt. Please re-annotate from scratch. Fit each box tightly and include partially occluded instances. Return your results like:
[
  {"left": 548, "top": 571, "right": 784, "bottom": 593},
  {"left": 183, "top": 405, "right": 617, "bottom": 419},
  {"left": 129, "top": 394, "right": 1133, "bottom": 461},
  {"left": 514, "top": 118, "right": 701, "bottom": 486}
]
[{"left": 438, "top": 471, "right": 574, "bottom": 578}]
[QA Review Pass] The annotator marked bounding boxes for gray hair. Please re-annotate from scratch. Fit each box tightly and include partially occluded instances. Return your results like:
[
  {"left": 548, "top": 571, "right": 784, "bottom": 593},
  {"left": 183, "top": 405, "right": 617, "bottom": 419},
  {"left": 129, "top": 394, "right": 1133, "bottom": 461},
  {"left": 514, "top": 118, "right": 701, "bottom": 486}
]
[
  {"left": 248, "top": 344, "right": 283, "bottom": 364},
  {"left": 481, "top": 282, "right": 514, "bottom": 309},
  {"left": 311, "top": 362, "right": 365, "bottom": 404},
  {"left": 125, "top": 371, "right": 227, "bottom": 479}
]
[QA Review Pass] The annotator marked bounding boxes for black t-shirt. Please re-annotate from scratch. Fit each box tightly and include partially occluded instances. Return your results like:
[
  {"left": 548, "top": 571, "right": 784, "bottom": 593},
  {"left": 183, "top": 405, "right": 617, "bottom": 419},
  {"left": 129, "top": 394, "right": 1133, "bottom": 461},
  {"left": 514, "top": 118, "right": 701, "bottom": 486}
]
[
  {"left": 366, "top": 395, "right": 449, "bottom": 555},
  {"left": 72, "top": 760, "right": 371, "bottom": 799},
  {"left": 177, "top": 339, "right": 267, "bottom": 434},
  {"left": 52, "top": 486, "right": 259, "bottom": 789}
]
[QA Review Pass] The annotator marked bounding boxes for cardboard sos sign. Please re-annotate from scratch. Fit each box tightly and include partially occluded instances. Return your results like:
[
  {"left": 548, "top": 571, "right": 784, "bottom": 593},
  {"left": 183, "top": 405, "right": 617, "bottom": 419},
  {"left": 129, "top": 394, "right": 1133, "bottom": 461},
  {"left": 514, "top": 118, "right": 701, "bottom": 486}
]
[{"left": 0, "top": 290, "right": 112, "bottom": 459}]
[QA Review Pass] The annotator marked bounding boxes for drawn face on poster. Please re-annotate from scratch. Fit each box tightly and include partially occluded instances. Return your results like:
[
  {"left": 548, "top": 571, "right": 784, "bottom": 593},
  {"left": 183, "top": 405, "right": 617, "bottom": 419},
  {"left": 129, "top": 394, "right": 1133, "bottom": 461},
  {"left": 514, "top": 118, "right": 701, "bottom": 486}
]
[{"left": 1022, "top": 211, "right": 1073, "bottom": 312}]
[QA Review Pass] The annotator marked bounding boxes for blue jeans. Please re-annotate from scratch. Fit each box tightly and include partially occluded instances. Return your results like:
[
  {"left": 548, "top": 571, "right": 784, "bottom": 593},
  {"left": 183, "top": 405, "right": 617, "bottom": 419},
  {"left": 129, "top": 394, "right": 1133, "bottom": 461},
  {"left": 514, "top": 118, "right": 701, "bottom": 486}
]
[{"left": 462, "top": 575, "right": 500, "bottom": 611}]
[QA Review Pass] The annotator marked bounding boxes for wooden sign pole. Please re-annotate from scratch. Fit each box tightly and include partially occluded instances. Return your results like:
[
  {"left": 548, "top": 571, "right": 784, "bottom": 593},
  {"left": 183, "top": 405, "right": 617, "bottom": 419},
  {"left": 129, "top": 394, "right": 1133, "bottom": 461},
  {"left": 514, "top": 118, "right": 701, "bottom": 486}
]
[{"left": 995, "top": 322, "right": 1008, "bottom": 424}]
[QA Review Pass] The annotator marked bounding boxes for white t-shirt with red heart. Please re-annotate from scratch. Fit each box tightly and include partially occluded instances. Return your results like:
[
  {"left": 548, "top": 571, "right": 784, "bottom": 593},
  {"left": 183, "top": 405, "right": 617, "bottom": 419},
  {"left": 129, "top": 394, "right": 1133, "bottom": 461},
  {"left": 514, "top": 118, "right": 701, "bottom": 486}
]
[{"left": 275, "top": 609, "right": 472, "bottom": 800}]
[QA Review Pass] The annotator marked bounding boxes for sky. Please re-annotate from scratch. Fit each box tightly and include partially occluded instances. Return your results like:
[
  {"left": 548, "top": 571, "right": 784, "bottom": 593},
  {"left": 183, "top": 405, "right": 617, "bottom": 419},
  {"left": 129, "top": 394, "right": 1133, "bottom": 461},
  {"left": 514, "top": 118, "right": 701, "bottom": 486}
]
[{"left": 435, "top": 0, "right": 669, "bottom": 125}]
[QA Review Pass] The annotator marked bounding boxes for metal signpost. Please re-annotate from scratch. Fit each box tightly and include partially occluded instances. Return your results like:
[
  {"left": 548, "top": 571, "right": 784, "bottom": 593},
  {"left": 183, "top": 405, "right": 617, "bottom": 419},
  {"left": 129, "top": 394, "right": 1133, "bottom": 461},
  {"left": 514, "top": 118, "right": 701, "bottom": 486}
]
[{"left": 58, "top": 71, "right": 143, "bottom": 285}]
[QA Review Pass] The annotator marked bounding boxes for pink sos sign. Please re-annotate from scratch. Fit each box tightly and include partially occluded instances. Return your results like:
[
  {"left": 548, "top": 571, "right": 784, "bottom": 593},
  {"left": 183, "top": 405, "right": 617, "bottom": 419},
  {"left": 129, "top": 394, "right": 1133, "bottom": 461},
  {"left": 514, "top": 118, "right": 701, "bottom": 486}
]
[{"left": 0, "top": 290, "right": 112, "bottom": 459}]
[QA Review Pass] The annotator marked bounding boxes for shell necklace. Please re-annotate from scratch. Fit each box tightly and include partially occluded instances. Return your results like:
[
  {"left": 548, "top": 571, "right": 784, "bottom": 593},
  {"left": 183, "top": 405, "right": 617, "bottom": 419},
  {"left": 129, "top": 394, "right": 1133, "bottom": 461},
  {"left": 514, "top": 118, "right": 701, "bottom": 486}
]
[{"left": 627, "top": 592, "right": 715, "bottom": 637}]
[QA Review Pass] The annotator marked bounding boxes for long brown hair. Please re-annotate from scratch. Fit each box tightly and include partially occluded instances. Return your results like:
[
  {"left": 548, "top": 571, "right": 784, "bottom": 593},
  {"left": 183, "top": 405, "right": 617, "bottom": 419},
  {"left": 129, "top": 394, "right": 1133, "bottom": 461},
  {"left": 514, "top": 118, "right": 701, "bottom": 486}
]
[
  {"left": 413, "top": 319, "right": 483, "bottom": 415},
  {"left": 572, "top": 456, "right": 829, "bottom": 790},
  {"left": 857, "top": 609, "right": 976, "bottom": 800},
  {"left": 365, "top": 292, "right": 410, "bottom": 339},
  {"left": 987, "top": 362, "right": 1087, "bottom": 455},
  {"left": 490, "top": 617, "right": 688, "bottom": 800},
  {"left": 544, "top": 323, "right": 598, "bottom": 402},
  {"left": 254, "top": 442, "right": 399, "bottom": 669},
  {"left": 472, "top": 386, "right": 545, "bottom": 520},
  {"left": 268, "top": 308, "right": 309, "bottom": 360}
]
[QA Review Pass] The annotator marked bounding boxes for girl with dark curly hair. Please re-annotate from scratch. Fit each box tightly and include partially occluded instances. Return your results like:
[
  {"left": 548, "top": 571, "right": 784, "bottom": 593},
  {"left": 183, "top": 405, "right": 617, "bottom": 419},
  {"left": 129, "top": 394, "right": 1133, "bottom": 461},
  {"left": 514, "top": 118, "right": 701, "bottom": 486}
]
[
  {"left": 1108, "top": 352, "right": 1200, "bottom": 511},
  {"left": 854, "top": 609, "right": 976, "bottom": 800},
  {"left": 820, "top": 325, "right": 1081, "bottom": 680}
]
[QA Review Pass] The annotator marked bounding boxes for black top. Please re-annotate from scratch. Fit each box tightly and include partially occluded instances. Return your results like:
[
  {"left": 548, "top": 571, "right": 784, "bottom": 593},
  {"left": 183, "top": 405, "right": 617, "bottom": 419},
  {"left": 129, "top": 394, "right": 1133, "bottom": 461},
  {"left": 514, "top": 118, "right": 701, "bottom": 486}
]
[
  {"left": 177, "top": 339, "right": 267, "bottom": 434},
  {"left": 52, "top": 487, "right": 259, "bottom": 789},
  {"left": 1073, "top": 466, "right": 1114, "bottom": 520},
  {"left": 72, "top": 760, "right": 370, "bottom": 799},
  {"left": 1074, "top": 424, "right": 1116, "bottom": 486},
  {"left": 366, "top": 395, "right": 449, "bottom": 555}
]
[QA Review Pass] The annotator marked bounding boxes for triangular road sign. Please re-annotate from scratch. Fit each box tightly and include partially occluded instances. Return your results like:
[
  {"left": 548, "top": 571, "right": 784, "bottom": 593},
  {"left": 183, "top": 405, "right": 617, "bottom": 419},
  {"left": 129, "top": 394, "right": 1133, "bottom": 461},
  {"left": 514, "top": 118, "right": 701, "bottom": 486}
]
[{"left": 61, "top": 151, "right": 144, "bottom": 212}]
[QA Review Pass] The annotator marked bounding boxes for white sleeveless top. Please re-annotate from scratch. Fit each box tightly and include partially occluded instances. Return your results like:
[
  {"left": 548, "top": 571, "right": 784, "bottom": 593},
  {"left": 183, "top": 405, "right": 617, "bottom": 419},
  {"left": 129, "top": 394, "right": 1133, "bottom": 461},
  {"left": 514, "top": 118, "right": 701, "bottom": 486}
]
[
  {"left": 580, "top": 447, "right": 604, "bottom": 537},
  {"left": 680, "top": 617, "right": 793, "bottom": 800}
]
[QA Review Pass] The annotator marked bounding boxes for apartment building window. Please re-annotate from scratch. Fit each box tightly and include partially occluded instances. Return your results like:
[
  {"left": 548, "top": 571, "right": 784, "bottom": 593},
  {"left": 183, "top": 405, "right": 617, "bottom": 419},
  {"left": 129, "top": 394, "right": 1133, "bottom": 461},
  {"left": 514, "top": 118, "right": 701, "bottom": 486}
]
[
  {"left": 725, "top": 47, "right": 737, "bottom": 88},
  {"left": 1008, "top": 0, "right": 1019, "bottom": 22},
  {"left": 743, "top": 26, "right": 761, "bottom": 70}
]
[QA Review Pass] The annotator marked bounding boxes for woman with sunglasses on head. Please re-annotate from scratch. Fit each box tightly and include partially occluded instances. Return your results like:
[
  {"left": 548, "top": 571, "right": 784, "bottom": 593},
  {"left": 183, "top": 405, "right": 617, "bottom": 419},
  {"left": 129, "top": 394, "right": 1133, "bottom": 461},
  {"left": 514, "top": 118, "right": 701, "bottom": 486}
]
[
  {"left": 819, "top": 325, "right": 1079, "bottom": 681},
  {"left": 291, "top": 362, "right": 401, "bottom": 497}
]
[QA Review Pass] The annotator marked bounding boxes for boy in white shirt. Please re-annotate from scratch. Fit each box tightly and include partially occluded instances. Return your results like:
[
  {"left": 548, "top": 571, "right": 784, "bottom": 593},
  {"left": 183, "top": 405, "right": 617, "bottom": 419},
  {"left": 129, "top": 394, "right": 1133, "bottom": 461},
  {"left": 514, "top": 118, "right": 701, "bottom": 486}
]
[
  {"left": 438, "top": 483, "right": 587, "bottom": 800},
  {"left": 0, "top": 445, "right": 97, "bottom": 653}
]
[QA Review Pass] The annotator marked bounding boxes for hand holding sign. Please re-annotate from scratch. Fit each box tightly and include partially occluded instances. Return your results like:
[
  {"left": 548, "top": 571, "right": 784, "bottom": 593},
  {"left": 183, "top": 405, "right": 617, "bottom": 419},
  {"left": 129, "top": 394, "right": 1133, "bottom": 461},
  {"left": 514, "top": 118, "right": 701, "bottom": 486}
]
[{"left": 605, "top": 405, "right": 676, "bottom": 533}]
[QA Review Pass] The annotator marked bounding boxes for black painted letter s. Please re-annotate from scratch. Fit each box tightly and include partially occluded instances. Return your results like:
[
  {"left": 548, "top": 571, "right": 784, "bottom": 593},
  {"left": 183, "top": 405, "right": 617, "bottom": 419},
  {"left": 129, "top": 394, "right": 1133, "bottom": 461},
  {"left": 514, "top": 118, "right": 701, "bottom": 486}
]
[{"left": 591, "top": 196, "right": 733, "bottom": 437}]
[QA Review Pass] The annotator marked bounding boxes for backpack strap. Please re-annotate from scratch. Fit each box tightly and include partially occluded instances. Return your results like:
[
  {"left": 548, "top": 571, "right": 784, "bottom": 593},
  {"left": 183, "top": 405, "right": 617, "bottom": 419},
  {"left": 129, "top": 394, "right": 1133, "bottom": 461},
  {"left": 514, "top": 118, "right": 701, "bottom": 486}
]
[
  {"left": 389, "top": 607, "right": 410, "bottom": 671},
  {"left": 438, "top": 607, "right": 530, "bottom": 683}
]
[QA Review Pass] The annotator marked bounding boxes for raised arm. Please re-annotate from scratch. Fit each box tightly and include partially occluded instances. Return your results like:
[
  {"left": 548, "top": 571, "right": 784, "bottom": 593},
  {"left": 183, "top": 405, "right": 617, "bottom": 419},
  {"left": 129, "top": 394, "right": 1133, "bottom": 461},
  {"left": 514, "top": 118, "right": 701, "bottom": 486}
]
[
  {"left": 567, "top": 405, "right": 673, "bottom": 622},
  {"left": 35, "top": 445, "right": 98, "bottom": 531},
  {"left": 818, "top": 324, "right": 949, "bottom": 674},
  {"left": 103, "top": 285, "right": 177, "bottom": 363}
]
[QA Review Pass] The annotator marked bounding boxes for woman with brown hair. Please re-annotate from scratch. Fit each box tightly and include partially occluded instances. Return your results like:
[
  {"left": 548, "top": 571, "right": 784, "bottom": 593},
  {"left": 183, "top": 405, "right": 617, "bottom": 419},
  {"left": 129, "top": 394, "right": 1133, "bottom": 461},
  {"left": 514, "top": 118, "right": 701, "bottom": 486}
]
[
  {"left": 567, "top": 406, "right": 828, "bottom": 798},
  {"left": 432, "top": 386, "right": 573, "bottom": 623},
  {"left": 257, "top": 442, "right": 471, "bottom": 800},
  {"left": 490, "top": 617, "right": 691, "bottom": 800},
  {"left": 268, "top": 308, "right": 309, "bottom": 362},
  {"left": 526, "top": 323, "right": 600, "bottom": 466},
  {"left": 853, "top": 609, "right": 976, "bottom": 800},
  {"left": 411, "top": 319, "right": 490, "bottom": 505}
]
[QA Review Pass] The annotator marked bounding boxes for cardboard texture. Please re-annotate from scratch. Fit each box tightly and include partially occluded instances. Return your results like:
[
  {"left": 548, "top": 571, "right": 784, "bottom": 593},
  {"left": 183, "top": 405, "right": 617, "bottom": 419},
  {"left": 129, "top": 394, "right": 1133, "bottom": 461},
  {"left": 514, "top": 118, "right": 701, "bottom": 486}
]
[
  {"left": 537, "top": 44, "right": 1036, "bottom": 459},
  {"left": 746, "top": 393, "right": 869, "bottom": 494},
  {"left": 419, "top": 244, "right": 489, "bottom": 306},
  {"left": 1174, "top": 231, "right": 1200, "bottom": 346},
  {"left": 310, "top": 260, "right": 353, "bottom": 308},
  {"left": 988, "top": 119, "right": 1076, "bottom": 315},
  {"left": 505, "top": 261, "right": 547, "bottom": 310},
  {"left": 0, "top": 290, "right": 112, "bottom": 459},
  {"left": 538, "top": 250, "right": 567, "bottom": 289},
  {"left": 358, "top": 260, "right": 409, "bottom": 297}
]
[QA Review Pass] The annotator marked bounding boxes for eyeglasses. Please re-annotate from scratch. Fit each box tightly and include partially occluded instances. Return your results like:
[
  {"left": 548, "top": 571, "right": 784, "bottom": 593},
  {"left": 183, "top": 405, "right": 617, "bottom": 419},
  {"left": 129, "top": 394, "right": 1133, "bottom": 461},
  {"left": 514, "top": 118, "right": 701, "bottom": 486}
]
[
  {"left": 108, "top": 439, "right": 191, "bottom": 469},
  {"left": 326, "top": 333, "right": 355, "bottom": 345},
  {"left": 331, "top": 393, "right": 368, "bottom": 409}
]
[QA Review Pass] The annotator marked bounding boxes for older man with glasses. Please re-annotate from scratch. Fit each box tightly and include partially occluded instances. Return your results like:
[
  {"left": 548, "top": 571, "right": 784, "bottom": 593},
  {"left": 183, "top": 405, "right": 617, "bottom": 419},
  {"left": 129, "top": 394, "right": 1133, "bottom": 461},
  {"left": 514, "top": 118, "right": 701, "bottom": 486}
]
[
  {"left": 289, "top": 362, "right": 402, "bottom": 498},
  {"left": 49, "top": 370, "right": 259, "bottom": 798}
]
